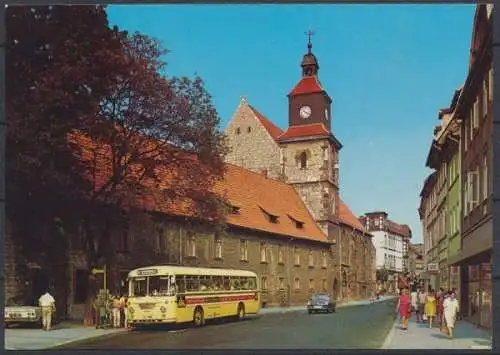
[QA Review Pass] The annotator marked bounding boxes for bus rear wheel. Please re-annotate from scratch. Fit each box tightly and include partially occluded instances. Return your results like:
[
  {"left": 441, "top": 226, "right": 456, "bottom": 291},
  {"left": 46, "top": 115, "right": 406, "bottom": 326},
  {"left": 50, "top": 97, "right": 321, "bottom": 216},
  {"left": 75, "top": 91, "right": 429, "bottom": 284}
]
[
  {"left": 193, "top": 307, "right": 205, "bottom": 327},
  {"left": 236, "top": 303, "right": 245, "bottom": 321}
]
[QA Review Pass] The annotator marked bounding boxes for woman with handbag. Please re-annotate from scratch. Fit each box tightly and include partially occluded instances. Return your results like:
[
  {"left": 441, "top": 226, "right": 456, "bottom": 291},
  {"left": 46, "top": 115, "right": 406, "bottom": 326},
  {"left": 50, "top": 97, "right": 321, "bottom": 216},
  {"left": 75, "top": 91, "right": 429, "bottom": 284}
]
[
  {"left": 443, "top": 291, "right": 460, "bottom": 339},
  {"left": 424, "top": 289, "right": 437, "bottom": 329},
  {"left": 396, "top": 288, "right": 411, "bottom": 330}
]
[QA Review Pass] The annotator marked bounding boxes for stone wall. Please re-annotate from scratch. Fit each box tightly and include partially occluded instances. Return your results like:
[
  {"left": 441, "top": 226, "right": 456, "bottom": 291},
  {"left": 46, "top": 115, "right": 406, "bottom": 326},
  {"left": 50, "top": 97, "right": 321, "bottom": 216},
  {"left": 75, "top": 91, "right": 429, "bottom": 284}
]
[
  {"left": 224, "top": 101, "right": 281, "bottom": 179},
  {"left": 280, "top": 139, "right": 339, "bottom": 223}
]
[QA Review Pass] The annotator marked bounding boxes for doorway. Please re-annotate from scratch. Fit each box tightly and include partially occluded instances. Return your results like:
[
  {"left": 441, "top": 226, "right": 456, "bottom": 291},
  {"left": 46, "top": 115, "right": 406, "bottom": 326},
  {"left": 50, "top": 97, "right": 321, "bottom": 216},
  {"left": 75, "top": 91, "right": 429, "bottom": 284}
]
[
  {"left": 31, "top": 268, "right": 49, "bottom": 305},
  {"left": 333, "top": 278, "right": 339, "bottom": 300}
]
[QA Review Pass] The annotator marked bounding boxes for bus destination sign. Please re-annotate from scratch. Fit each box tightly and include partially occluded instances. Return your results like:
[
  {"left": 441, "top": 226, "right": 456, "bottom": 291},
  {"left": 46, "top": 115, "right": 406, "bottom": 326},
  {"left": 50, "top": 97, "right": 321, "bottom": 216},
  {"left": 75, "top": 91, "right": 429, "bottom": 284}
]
[{"left": 137, "top": 269, "right": 158, "bottom": 276}]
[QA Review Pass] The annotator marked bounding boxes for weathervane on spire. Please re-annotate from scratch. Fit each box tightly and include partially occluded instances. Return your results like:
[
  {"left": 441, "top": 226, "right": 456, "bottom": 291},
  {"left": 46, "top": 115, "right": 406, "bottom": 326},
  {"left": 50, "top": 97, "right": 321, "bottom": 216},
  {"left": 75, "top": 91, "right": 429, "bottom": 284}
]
[{"left": 305, "top": 29, "right": 315, "bottom": 53}]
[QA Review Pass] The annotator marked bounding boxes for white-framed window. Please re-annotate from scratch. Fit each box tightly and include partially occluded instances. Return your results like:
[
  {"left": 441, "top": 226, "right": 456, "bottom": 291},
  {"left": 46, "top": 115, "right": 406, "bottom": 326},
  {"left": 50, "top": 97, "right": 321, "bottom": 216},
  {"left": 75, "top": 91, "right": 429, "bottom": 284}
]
[
  {"left": 471, "top": 170, "right": 480, "bottom": 209},
  {"left": 473, "top": 99, "right": 479, "bottom": 129},
  {"left": 294, "top": 247, "right": 301, "bottom": 266},
  {"left": 483, "top": 155, "right": 488, "bottom": 200},
  {"left": 278, "top": 245, "right": 284, "bottom": 264},
  {"left": 187, "top": 233, "right": 196, "bottom": 257},
  {"left": 261, "top": 276, "right": 268, "bottom": 290},
  {"left": 260, "top": 242, "right": 268, "bottom": 263},
  {"left": 240, "top": 240, "right": 248, "bottom": 261},
  {"left": 308, "top": 250, "right": 314, "bottom": 267},
  {"left": 321, "top": 250, "right": 327, "bottom": 268},
  {"left": 294, "top": 277, "right": 300, "bottom": 290},
  {"left": 214, "top": 237, "right": 223, "bottom": 259}
]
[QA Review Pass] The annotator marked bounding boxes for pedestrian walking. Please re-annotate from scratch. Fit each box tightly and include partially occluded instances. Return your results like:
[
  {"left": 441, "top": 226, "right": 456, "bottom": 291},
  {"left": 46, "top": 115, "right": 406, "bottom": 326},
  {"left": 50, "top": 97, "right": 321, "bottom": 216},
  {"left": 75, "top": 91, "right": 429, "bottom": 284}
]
[
  {"left": 94, "top": 291, "right": 107, "bottom": 329},
  {"left": 111, "top": 294, "right": 121, "bottom": 328},
  {"left": 38, "top": 290, "right": 56, "bottom": 331},
  {"left": 416, "top": 288, "right": 427, "bottom": 323},
  {"left": 443, "top": 291, "right": 460, "bottom": 339},
  {"left": 436, "top": 288, "right": 445, "bottom": 324},
  {"left": 410, "top": 286, "right": 418, "bottom": 316},
  {"left": 424, "top": 289, "right": 437, "bottom": 329},
  {"left": 396, "top": 288, "right": 411, "bottom": 330},
  {"left": 119, "top": 294, "right": 128, "bottom": 328}
]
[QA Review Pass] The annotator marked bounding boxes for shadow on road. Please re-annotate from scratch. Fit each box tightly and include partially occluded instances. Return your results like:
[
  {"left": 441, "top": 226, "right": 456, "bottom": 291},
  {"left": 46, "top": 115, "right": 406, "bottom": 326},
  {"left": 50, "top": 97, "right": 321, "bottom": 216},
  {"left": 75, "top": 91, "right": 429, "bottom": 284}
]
[{"left": 132, "top": 314, "right": 261, "bottom": 333}]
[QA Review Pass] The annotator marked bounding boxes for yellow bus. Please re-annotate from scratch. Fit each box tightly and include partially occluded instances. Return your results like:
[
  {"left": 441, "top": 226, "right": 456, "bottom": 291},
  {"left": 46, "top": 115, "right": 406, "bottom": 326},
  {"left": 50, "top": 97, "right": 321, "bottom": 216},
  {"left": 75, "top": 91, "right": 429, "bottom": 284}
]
[{"left": 127, "top": 265, "right": 260, "bottom": 327}]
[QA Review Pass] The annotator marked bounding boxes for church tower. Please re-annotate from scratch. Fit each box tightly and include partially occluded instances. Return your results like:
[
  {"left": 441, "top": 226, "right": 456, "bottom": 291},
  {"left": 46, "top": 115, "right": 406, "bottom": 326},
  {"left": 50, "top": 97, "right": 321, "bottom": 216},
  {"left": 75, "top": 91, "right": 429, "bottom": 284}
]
[{"left": 277, "top": 32, "right": 342, "bottom": 238}]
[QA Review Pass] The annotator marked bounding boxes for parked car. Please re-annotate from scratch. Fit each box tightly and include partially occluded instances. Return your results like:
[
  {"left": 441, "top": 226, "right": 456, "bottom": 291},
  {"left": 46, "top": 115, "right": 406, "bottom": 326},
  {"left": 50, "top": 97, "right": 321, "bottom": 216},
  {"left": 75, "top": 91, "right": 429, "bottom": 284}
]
[
  {"left": 5, "top": 297, "right": 42, "bottom": 328},
  {"left": 307, "top": 293, "right": 336, "bottom": 314}
]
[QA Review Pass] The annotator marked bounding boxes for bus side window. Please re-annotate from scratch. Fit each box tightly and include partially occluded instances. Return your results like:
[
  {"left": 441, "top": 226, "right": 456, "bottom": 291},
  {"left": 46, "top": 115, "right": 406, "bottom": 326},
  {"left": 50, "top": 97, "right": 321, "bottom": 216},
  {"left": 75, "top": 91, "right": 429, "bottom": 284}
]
[
  {"left": 212, "top": 276, "right": 223, "bottom": 291},
  {"left": 248, "top": 277, "right": 257, "bottom": 290},
  {"left": 177, "top": 275, "right": 186, "bottom": 293},
  {"left": 240, "top": 277, "right": 249, "bottom": 290},
  {"left": 200, "top": 276, "right": 211, "bottom": 291},
  {"left": 223, "top": 276, "right": 231, "bottom": 291},
  {"left": 186, "top": 276, "right": 200, "bottom": 292},
  {"left": 230, "top": 277, "right": 240, "bottom": 290}
]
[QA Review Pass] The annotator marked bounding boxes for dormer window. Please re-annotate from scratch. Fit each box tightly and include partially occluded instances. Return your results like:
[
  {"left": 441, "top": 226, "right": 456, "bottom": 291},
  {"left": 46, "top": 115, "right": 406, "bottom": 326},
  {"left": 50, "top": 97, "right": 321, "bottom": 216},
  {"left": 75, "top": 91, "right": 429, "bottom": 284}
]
[
  {"left": 259, "top": 205, "right": 279, "bottom": 224},
  {"left": 224, "top": 203, "right": 240, "bottom": 215},
  {"left": 288, "top": 214, "right": 304, "bottom": 229}
]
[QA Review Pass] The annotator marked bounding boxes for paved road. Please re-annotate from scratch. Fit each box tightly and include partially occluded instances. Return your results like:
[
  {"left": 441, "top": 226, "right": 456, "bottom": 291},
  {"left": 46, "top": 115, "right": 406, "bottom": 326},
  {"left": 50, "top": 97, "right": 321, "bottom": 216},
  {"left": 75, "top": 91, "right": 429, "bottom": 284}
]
[{"left": 58, "top": 298, "right": 397, "bottom": 349}]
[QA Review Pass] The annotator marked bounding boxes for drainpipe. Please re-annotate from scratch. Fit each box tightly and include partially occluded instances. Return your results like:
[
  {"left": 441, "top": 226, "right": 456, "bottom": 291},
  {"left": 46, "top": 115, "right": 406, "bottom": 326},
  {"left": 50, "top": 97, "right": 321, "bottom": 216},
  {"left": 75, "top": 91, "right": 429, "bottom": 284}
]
[
  {"left": 288, "top": 237, "right": 294, "bottom": 306},
  {"left": 179, "top": 224, "right": 183, "bottom": 265}
]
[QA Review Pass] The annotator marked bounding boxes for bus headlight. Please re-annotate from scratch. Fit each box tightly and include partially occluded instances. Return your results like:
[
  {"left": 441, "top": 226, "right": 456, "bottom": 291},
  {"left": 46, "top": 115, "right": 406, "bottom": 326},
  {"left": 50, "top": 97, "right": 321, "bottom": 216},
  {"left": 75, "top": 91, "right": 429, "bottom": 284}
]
[{"left": 160, "top": 306, "right": 166, "bottom": 313}]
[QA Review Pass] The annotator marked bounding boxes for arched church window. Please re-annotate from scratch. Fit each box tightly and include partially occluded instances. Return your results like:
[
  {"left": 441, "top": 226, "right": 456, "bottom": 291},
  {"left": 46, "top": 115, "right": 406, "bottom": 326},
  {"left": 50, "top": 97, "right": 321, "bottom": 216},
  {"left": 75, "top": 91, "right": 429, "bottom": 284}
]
[
  {"left": 300, "top": 152, "right": 307, "bottom": 169},
  {"left": 236, "top": 127, "right": 241, "bottom": 135}
]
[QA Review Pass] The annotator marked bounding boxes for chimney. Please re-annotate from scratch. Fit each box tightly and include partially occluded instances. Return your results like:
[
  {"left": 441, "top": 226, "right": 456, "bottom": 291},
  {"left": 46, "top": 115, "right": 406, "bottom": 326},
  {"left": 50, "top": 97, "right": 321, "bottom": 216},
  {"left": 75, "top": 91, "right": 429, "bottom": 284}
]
[{"left": 261, "top": 169, "right": 268, "bottom": 178}]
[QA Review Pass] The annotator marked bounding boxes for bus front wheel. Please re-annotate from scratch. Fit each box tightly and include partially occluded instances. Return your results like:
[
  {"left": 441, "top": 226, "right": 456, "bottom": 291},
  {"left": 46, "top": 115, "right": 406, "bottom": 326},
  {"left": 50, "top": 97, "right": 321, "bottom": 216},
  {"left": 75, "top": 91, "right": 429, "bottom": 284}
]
[
  {"left": 193, "top": 307, "right": 205, "bottom": 327},
  {"left": 236, "top": 303, "right": 245, "bottom": 321}
]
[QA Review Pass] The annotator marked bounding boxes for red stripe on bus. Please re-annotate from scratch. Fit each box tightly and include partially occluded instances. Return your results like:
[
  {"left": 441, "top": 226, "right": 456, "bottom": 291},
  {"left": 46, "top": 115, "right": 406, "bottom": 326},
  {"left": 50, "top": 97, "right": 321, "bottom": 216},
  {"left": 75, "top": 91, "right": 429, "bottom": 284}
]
[{"left": 184, "top": 294, "right": 256, "bottom": 305}]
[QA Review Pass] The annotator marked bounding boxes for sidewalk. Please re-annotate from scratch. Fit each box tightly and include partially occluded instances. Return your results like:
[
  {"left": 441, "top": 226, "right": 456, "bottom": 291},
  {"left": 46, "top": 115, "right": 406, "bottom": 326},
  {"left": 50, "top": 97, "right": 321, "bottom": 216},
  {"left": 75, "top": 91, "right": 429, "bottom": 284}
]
[
  {"left": 258, "top": 295, "right": 396, "bottom": 315},
  {"left": 382, "top": 317, "right": 492, "bottom": 349},
  {"left": 5, "top": 322, "right": 128, "bottom": 350}
]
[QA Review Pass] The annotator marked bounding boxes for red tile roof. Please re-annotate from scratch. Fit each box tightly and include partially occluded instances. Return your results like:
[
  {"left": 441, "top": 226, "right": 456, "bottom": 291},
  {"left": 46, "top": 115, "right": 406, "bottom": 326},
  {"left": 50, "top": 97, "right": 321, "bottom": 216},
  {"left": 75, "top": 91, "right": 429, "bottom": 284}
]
[
  {"left": 386, "top": 221, "right": 411, "bottom": 239},
  {"left": 67, "top": 131, "right": 330, "bottom": 244},
  {"left": 277, "top": 123, "right": 330, "bottom": 141},
  {"left": 338, "top": 199, "right": 369, "bottom": 235},
  {"left": 288, "top": 75, "right": 325, "bottom": 96},
  {"left": 248, "top": 105, "right": 284, "bottom": 140}
]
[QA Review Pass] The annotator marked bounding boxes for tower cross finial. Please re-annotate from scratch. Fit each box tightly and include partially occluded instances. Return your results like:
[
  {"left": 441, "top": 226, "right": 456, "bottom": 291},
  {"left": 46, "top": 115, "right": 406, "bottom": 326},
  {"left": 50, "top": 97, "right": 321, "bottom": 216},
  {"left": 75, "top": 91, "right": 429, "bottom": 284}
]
[{"left": 305, "top": 29, "right": 315, "bottom": 53}]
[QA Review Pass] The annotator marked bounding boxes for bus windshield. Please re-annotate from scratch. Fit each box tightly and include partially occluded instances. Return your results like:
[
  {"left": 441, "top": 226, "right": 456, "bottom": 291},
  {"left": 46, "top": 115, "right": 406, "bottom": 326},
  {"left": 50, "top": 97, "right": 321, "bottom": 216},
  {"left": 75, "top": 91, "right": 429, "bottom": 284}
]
[{"left": 129, "top": 276, "right": 175, "bottom": 297}]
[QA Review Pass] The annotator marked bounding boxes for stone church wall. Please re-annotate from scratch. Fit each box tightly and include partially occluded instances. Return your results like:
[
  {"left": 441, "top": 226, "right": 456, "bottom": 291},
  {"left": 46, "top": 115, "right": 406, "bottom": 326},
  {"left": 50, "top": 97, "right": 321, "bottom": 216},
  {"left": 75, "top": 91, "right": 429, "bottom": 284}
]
[{"left": 224, "top": 102, "right": 281, "bottom": 179}]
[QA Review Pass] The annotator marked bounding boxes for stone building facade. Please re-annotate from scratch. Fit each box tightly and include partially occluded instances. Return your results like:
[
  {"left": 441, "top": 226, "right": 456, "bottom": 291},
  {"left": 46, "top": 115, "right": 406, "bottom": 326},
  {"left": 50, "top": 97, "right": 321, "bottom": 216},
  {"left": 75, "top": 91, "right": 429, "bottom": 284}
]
[
  {"left": 5, "top": 37, "right": 376, "bottom": 321},
  {"left": 224, "top": 39, "right": 375, "bottom": 301}
]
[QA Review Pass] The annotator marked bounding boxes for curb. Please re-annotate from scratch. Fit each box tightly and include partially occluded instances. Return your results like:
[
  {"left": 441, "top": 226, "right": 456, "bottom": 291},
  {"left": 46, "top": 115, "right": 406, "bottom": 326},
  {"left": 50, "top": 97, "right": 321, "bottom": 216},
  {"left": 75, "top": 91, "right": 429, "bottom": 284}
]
[{"left": 380, "top": 318, "right": 398, "bottom": 349}]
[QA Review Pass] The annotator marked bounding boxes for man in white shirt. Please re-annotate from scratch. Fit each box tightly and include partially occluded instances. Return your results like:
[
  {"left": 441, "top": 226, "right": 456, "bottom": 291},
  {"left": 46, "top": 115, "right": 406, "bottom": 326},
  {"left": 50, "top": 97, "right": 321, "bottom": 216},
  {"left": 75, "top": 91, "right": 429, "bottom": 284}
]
[
  {"left": 38, "top": 290, "right": 56, "bottom": 331},
  {"left": 410, "top": 287, "right": 418, "bottom": 315}
]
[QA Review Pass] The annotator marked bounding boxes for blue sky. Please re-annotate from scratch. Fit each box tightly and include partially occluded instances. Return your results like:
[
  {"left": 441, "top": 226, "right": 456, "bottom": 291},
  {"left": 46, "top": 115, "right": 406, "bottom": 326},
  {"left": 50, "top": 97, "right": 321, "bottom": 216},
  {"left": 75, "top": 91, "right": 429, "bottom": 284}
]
[{"left": 108, "top": 4, "right": 475, "bottom": 243}]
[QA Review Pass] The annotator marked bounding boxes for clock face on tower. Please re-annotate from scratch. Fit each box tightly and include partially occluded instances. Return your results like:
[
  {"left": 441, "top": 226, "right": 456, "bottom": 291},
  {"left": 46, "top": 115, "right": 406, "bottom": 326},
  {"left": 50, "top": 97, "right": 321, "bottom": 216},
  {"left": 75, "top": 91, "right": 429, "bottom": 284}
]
[{"left": 299, "top": 105, "right": 312, "bottom": 119}]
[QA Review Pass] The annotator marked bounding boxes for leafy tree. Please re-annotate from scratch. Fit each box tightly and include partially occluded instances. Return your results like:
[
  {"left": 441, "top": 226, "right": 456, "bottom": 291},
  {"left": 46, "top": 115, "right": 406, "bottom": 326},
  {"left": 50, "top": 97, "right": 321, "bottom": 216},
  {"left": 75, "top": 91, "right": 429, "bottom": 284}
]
[
  {"left": 6, "top": 5, "right": 126, "bottom": 261},
  {"left": 7, "top": 5, "right": 228, "bottom": 288},
  {"left": 73, "top": 31, "right": 228, "bottom": 270}
]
